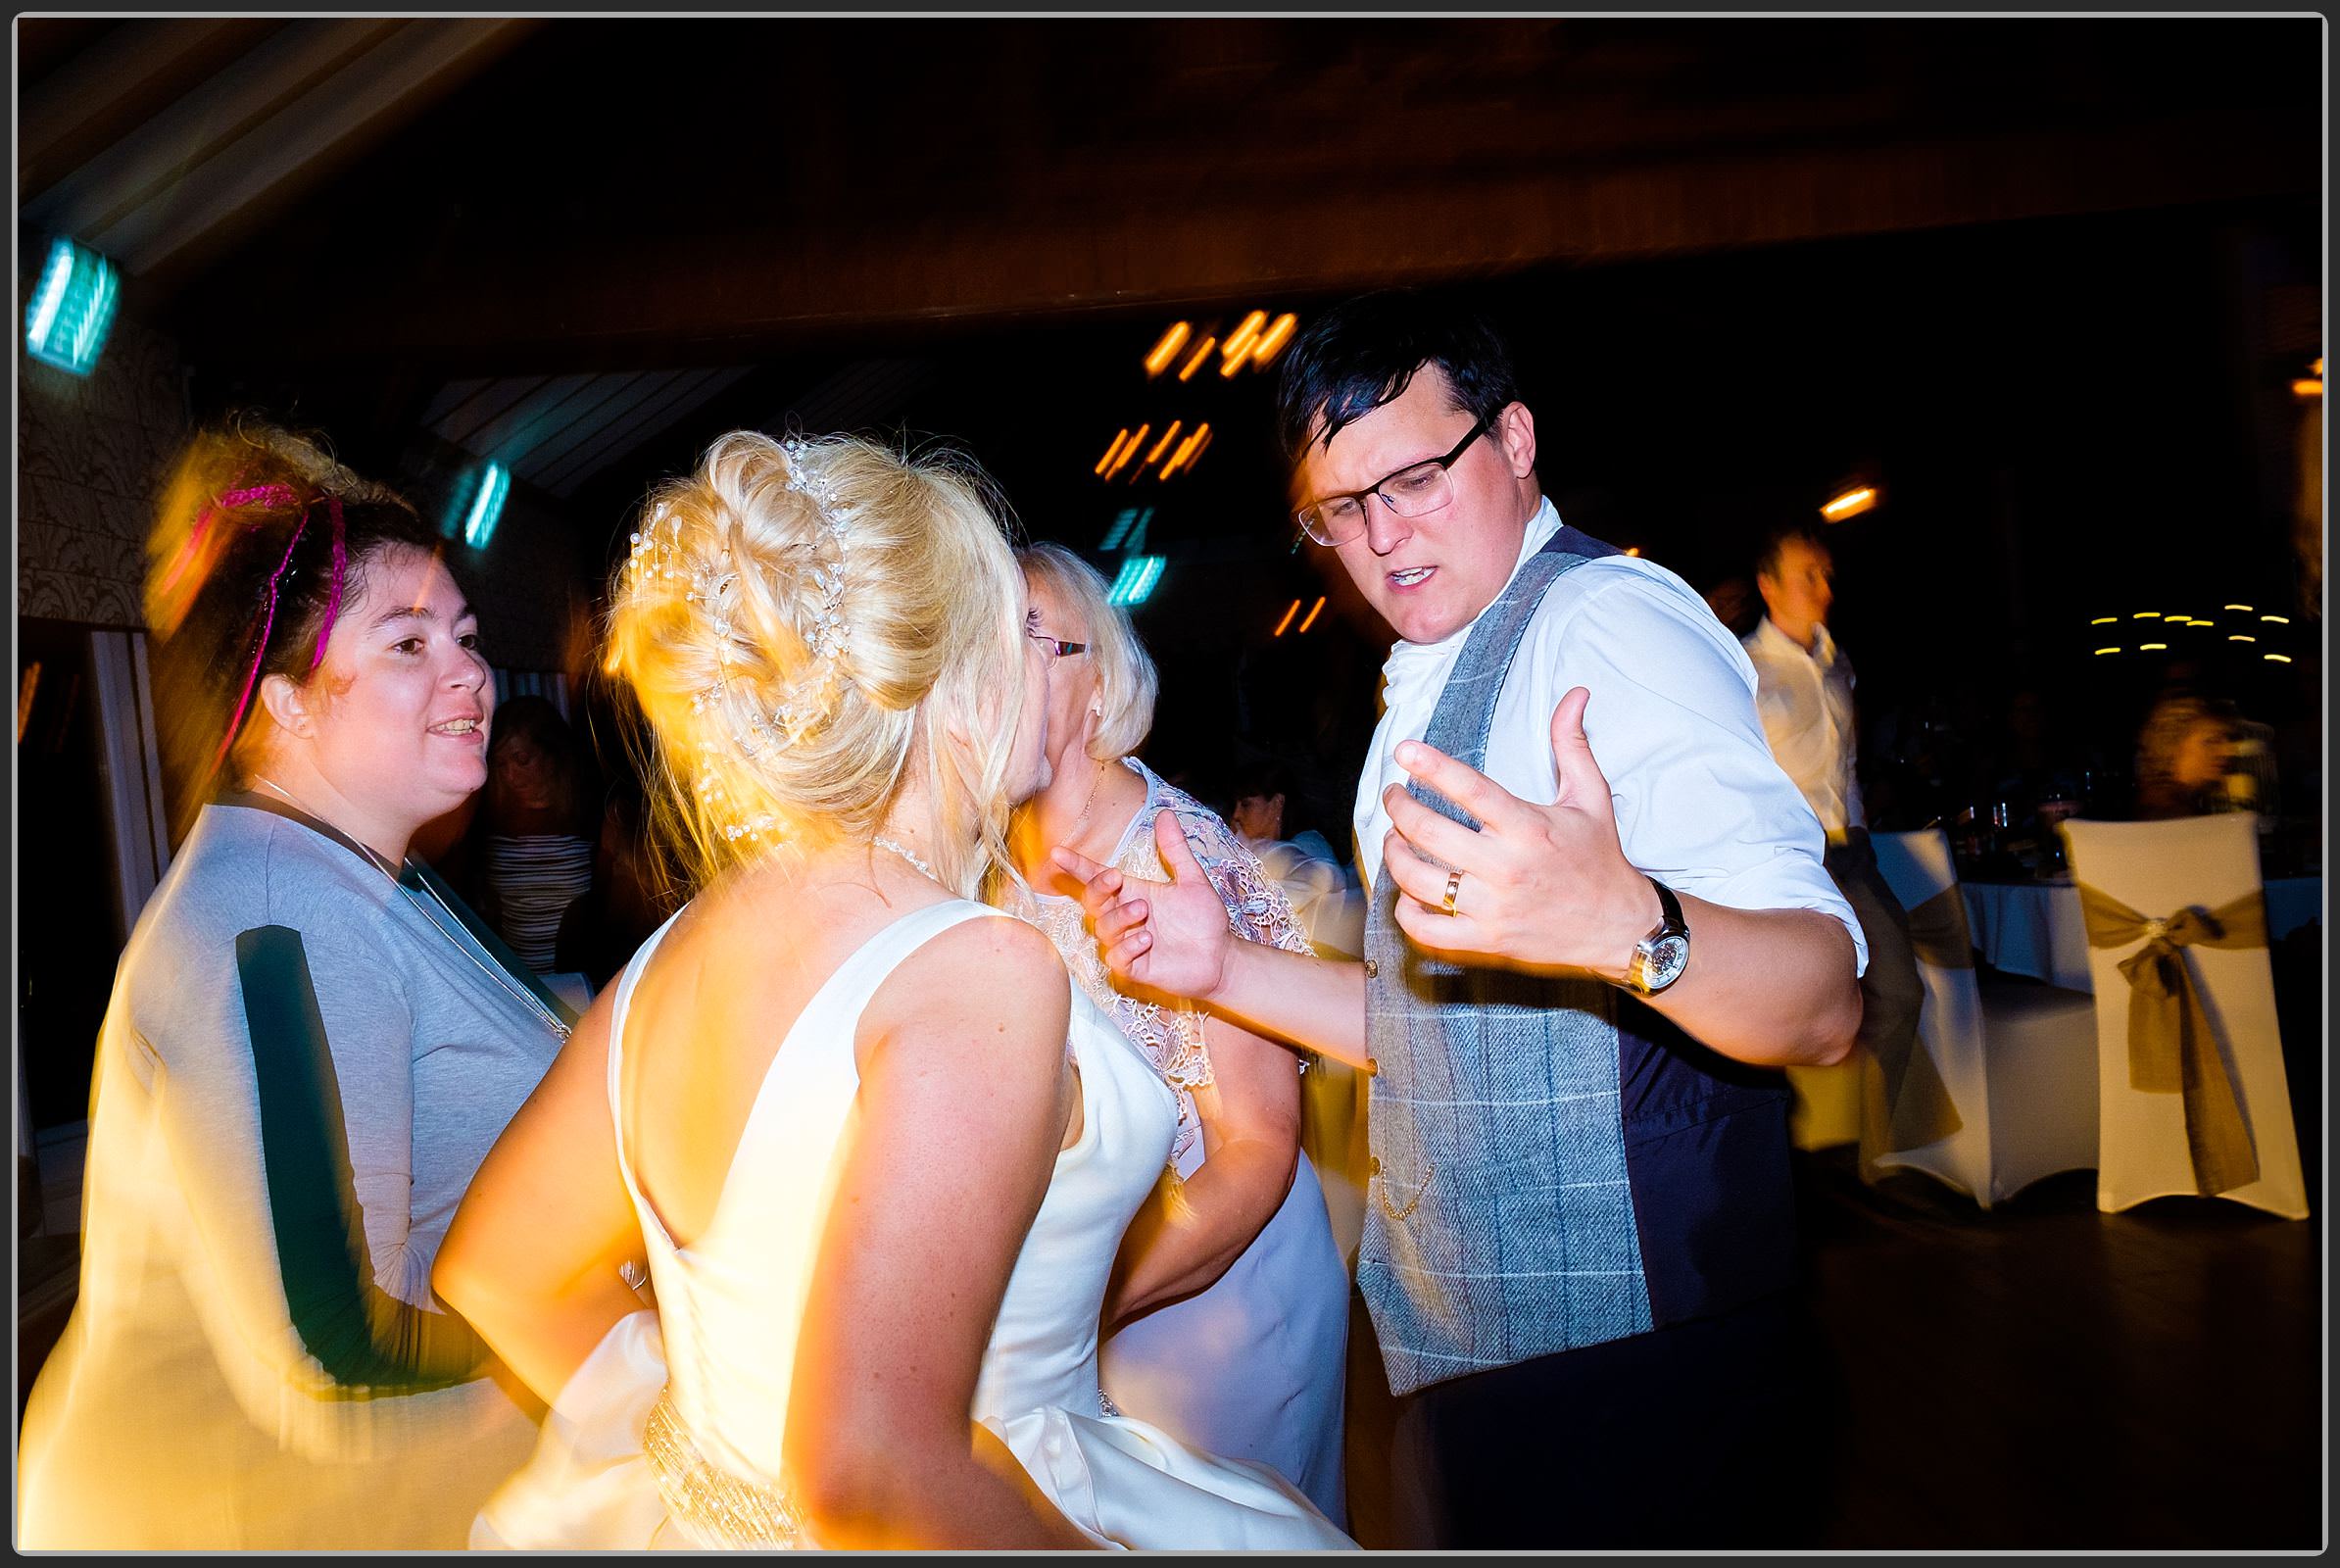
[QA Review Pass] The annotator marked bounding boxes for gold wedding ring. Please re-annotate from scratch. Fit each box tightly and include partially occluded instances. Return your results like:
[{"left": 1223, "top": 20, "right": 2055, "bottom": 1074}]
[{"left": 1441, "top": 867, "right": 1463, "bottom": 916}]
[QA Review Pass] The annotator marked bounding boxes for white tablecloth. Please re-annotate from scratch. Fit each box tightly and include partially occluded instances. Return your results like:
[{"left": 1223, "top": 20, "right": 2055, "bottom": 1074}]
[{"left": 1961, "top": 875, "right": 2322, "bottom": 992}]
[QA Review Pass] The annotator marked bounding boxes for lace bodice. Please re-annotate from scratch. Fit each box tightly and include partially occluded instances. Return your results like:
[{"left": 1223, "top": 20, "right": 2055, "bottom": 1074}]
[{"left": 1025, "top": 759, "right": 1315, "bottom": 1176}]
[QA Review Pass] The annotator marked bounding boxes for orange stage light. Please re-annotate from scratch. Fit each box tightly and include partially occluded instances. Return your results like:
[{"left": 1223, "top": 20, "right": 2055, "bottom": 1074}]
[
  {"left": 1252, "top": 314, "right": 1298, "bottom": 365},
  {"left": 1144, "top": 323, "right": 1192, "bottom": 377}
]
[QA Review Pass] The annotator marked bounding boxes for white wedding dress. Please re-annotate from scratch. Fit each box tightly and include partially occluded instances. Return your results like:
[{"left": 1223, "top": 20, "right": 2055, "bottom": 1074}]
[{"left": 473, "top": 898, "right": 1353, "bottom": 1550}]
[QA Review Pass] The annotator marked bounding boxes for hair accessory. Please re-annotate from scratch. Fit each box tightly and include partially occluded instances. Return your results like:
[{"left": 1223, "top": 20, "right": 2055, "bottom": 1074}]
[
  {"left": 310, "top": 494, "right": 347, "bottom": 669},
  {"left": 210, "top": 505, "right": 314, "bottom": 780},
  {"left": 154, "top": 480, "right": 295, "bottom": 607},
  {"left": 625, "top": 437, "right": 858, "bottom": 776}
]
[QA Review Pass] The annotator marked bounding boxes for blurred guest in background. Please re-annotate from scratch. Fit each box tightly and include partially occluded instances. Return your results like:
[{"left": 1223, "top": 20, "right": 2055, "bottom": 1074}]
[
  {"left": 553, "top": 760, "right": 672, "bottom": 991},
  {"left": 1229, "top": 757, "right": 1362, "bottom": 959},
  {"left": 1742, "top": 522, "right": 1931, "bottom": 1140},
  {"left": 1701, "top": 572, "right": 1762, "bottom": 639},
  {"left": 19, "top": 423, "right": 564, "bottom": 1548},
  {"left": 1006, "top": 542, "right": 1350, "bottom": 1526},
  {"left": 474, "top": 695, "right": 599, "bottom": 973},
  {"left": 2133, "top": 693, "right": 2241, "bottom": 819}
]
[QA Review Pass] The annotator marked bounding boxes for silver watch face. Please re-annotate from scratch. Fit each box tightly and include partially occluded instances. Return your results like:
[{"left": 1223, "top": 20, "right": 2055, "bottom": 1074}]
[{"left": 1641, "top": 933, "right": 1690, "bottom": 991}]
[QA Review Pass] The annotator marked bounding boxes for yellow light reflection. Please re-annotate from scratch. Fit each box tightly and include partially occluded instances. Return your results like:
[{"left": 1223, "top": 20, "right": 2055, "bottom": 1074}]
[
  {"left": 1159, "top": 421, "right": 1212, "bottom": 480},
  {"left": 2140, "top": 642, "right": 2168, "bottom": 651},
  {"left": 1095, "top": 428, "right": 1132, "bottom": 476},
  {"left": 1221, "top": 310, "right": 1269, "bottom": 363},
  {"left": 1141, "top": 421, "right": 1183, "bottom": 469},
  {"left": 1177, "top": 336, "right": 1218, "bottom": 382},
  {"left": 2090, "top": 616, "right": 2118, "bottom": 625},
  {"left": 2229, "top": 635, "right": 2256, "bottom": 643},
  {"left": 1297, "top": 596, "right": 1326, "bottom": 634},
  {"left": 1820, "top": 486, "right": 1877, "bottom": 520},
  {"left": 2261, "top": 614, "right": 2290, "bottom": 624},
  {"left": 2133, "top": 612, "right": 2159, "bottom": 619},
  {"left": 2094, "top": 648, "right": 2121, "bottom": 656},
  {"left": 2224, "top": 604, "right": 2254, "bottom": 612},
  {"left": 2294, "top": 378, "right": 2322, "bottom": 399},
  {"left": 1104, "top": 423, "right": 1149, "bottom": 481},
  {"left": 1252, "top": 314, "right": 1298, "bottom": 365},
  {"left": 2266, "top": 654, "right": 2293, "bottom": 663},
  {"left": 1144, "top": 323, "right": 1191, "bottom": 377},
  {"left": 1183, "top": 424, "right": 1215, "bottom": 470},
  {"left": 1273, "top": 599, "right": 1300, "bottom": 637}
]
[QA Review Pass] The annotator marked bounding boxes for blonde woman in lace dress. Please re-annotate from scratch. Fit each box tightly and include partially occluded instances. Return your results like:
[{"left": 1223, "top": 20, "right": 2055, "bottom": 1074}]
[{"left": 1006, "top": 544, "right": 1351, "bottom": 1527}]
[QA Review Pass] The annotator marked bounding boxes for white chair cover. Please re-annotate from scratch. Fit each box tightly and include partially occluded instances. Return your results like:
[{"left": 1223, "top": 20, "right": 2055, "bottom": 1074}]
[
  {"left": 2060, "top": 815, "right": 2309, "bottom": 1219},
  {"left": 1866, "top": 831, "right": 1994, "bottom": 1201},
  {"left": 1806, "top": 831, "right": 2097, "bottom": 1207}
]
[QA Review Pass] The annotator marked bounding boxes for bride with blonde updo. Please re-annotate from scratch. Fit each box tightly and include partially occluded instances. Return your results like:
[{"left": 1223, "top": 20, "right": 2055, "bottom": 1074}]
[{"left": 438, "top": 432, "right": 1351, "bottom": 1551}]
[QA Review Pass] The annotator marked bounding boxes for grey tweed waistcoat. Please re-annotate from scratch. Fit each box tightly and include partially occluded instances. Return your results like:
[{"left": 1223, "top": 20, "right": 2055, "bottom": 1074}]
[{"left": 1359, "top": 527, "right": 1797, "bottom": 1398}]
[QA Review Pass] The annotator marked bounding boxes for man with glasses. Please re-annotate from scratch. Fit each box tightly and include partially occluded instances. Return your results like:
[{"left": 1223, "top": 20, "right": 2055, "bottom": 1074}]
[{"left": 1055, "top": 288, "right": 1864, "bottom": 1548}]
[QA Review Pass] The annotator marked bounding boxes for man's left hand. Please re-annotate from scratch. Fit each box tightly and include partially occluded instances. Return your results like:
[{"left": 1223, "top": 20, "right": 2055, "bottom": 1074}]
[{"left": 1383, "top": 685, "right": 1659, "bottom": 984}]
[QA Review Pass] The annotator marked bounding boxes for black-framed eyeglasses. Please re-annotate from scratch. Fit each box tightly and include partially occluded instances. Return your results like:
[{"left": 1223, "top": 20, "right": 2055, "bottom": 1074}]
[
  {"left": 1292, "top": 415, "right": 1490, "bottom": 548},
  {"left": 1027, "top": 629, "right": 1089, "bottom": 659}
]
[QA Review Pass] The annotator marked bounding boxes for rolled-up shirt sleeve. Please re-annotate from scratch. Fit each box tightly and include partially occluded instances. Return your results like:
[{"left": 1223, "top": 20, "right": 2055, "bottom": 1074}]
[{"left": 1499, "top": 561, "right": 1869, "bottom": 976}]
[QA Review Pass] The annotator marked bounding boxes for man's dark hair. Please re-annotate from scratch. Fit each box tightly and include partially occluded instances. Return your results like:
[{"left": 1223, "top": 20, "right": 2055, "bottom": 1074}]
[
  {"left": 1753, "top": 522, "right": 1830, "bottom": 582},
  {"left": 1272, "top": 288, "right": 1522, "bottom": 467}
]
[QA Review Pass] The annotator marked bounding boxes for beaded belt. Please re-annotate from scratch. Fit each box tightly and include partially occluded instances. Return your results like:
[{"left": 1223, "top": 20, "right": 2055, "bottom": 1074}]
[{"left": 644, "top": 1388, "right": 810, "bottom": 1549}]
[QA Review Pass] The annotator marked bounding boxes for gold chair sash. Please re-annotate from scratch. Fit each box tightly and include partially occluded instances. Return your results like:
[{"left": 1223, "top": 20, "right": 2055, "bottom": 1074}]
[
  {"left": 1901, "top": 884, "right": 1976, "bottom": 970},
  {"left": 1867, "top": 883, "right": 1969, "bottom": 1154},
  {"left": 2076, "top": 882, "right": 2267, "bottom": 1197}
]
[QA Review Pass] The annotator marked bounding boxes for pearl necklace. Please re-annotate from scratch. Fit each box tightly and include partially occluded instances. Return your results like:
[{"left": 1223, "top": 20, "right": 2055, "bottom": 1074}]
[{"left": 871, "top": 835, "right": 937, "bottom": 881}]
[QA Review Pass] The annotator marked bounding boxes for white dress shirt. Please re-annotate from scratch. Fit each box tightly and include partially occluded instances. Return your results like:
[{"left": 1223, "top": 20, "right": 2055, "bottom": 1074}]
[
  {"left": 1739, "top": 614, "right": 1866, "bottom": 837},
  {"left": 1352, "top": 498, "right": 1866, "bottom": 973}
]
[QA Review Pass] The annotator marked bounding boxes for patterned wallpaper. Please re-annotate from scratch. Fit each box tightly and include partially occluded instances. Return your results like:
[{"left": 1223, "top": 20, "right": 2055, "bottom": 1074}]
[
  {"left": 19, "top": 313, "right": 593, "bottom": 673},
  {"left": 18, "top": 314, "right": 188, "bottom": 629}
]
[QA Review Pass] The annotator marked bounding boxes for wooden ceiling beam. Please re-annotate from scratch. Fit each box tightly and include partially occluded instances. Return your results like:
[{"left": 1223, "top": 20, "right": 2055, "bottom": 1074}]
[{"left": 176, "top": 107, "right": 2314, "bottom": 376}]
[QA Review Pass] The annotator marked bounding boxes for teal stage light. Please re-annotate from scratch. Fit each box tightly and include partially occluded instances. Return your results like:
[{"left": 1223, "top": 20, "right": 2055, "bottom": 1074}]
[
  {"left": 24, "top": 238, "right": 121, "bottom": 376},
  {"left": 1106, "top": 554, "right": 1165, "bottom": 608},
  {"left": 445, "top": 463, "right": 510, "bottom": 549}
]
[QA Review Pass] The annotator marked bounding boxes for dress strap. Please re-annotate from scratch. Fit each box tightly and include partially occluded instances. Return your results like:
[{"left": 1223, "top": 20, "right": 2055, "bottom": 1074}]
[{"left": 605, "top": 909, "right": 690, "bottom": 1249}]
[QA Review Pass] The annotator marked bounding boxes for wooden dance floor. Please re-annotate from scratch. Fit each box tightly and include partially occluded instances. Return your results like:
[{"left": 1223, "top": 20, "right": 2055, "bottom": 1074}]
[{"left": 1342, "top": 1147, "right": 2322, "bottom": 1550}]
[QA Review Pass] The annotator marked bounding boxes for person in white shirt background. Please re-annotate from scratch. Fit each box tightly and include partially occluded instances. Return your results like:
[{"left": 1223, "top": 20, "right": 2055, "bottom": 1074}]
[{"left": 1741, "top": 524, "right": 1926, "bottom": 1149}]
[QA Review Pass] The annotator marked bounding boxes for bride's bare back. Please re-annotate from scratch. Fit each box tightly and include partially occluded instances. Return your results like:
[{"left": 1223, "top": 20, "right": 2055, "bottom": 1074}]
[{"left": 621, "top": 850, "right": 1082, "bottom": 1253}]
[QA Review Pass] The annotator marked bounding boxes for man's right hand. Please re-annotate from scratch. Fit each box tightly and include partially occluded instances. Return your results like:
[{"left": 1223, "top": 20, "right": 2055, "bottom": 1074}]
[{"left": 1049, "top": 809, "right": 1235, "bottom": 1004}]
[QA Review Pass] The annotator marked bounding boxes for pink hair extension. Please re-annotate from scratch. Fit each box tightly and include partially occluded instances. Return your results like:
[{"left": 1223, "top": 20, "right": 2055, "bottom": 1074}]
[
  {"left": 310, "top": 494, "right": 347, "bottom": 669},
  {"left": 153, "top": 480, "right": 297, "bottom": 606},
  {"left": 207, "top": 505, "right": 314, "bottom": 783}
]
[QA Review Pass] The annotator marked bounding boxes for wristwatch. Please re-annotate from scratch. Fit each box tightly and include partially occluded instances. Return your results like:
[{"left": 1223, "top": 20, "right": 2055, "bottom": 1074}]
[{"left": 1624, "top": 877, "right": 1690, "bottom": 996}]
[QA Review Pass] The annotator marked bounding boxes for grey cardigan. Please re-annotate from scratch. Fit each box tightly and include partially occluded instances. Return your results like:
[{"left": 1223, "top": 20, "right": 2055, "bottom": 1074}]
[{"left": 19, "top": 801, "right": 564, "bottom": 1547}]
